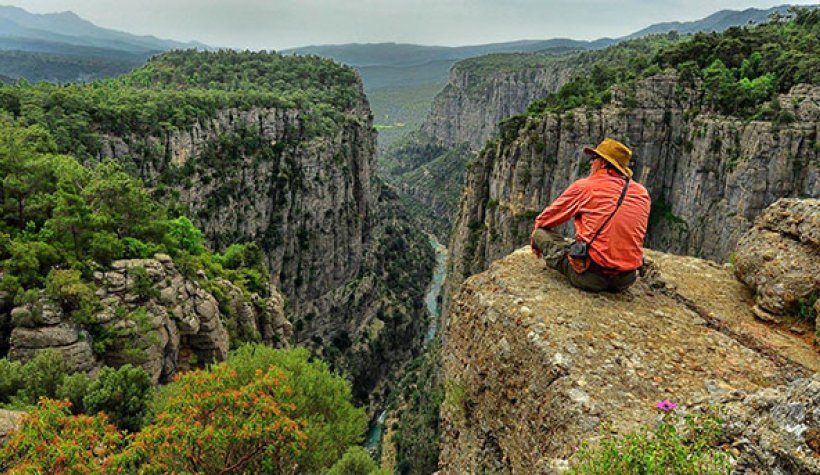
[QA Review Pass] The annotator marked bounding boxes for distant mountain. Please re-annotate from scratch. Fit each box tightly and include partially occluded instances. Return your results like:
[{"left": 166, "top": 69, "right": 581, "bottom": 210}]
[
  {"left": 0, "top": 6, "right": 206, "bottom": 53},
  {"left": 282, "top": 5, "right": 795, "bottom": 72},
  {"left": 0, "top": 5, "right": 209, "bottom": 82},
  {"left": 282, "top": 38, "right": 613, "bottom": 68},
  {"left": 623, "top": 5, "right": 792, "bottom": 39},
  {"left": 284, "top": 4, "right": 798, "bottom": 149}
]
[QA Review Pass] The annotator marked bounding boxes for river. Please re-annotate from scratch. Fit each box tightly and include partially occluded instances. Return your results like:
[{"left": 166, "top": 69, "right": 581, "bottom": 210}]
[{"left": 366, "top": 235, "right": 448, "bottom": 453}]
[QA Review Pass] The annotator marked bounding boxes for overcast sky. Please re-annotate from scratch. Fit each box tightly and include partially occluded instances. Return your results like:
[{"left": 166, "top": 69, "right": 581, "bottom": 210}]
[{"left": 3, "top": 1, "right": 815, "bottom": 50}]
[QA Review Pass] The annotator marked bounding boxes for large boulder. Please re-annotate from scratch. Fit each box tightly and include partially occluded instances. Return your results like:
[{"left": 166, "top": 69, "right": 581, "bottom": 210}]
[
  {"left": 439, "top": 247, "right": 819, "bottom": 474},
  {"left": 734, "top": 198, "right": 819, "bottom": 321}
]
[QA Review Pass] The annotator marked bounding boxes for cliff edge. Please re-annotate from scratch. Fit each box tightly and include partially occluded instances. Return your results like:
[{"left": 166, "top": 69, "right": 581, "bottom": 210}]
[{"left": 440, "top": 247, "right": 819, "bottom": 474}]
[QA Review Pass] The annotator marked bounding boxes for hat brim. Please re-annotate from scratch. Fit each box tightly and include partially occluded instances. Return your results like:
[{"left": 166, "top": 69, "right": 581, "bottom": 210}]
[{"left": 583, "top": 146, "right": 633, "bottom": 178}]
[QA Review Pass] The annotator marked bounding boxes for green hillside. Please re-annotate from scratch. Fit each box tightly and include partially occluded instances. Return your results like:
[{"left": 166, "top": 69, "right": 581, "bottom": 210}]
[
  {"left": 525, "top": 7, "right": 819, "bottom": 119},
  {"left": 0, "top": 50, "right": 361, "bottom": 158}
]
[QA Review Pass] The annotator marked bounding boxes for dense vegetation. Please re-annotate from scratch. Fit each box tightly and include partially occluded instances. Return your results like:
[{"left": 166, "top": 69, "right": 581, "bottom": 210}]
[
  {"left": 386, "top": 341, "right": 445, "bottom": 475},
  {"left": 0, "top": 118, "right": 269, "bottom": 315},
  {"left": 526, "top": 7, "right": 819, "bottom": 119},
  {"left": 0, "top": 345, "right": 378, "bottom": 474},
  {"left": 0, "top": 50, "right": 363, "bottom": 159}
]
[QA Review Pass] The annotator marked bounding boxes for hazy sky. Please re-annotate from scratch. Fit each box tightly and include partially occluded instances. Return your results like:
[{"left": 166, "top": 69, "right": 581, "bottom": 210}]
[{"left": 3, "top": 1, "right": 815, "bottom": 50}]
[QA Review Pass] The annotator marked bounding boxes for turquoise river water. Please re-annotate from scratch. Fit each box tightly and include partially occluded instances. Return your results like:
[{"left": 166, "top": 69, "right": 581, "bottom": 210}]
[{"left": 365, "top": 235, "right": 448, "bottom": 452}]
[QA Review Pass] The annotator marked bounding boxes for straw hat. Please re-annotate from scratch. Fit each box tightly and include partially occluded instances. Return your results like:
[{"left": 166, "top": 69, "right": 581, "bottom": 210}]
[{"left": 583, "top": 138, "right": 633, "bottom": 178}]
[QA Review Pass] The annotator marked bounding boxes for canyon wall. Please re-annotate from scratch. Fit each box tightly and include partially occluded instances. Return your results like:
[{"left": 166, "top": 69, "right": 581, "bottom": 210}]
[{"left": 94, "top": 82, "right": 435, "bottom": 408}]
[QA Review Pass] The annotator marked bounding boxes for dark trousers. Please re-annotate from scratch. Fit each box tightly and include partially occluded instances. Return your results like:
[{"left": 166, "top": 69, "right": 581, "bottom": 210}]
[{"left": 532, "top": 228, "right": 637, "bottom": 292}]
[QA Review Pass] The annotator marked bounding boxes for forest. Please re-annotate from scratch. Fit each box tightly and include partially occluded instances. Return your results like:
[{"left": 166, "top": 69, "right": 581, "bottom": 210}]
[{"left": 525, "top": 6, "right": 819, "bottom": 120}]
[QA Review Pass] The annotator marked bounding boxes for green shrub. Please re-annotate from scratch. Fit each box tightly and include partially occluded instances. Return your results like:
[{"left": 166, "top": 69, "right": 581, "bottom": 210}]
[
  {"left": 163, "top": 216, "right": 205, "bottom": 256},
  {"left": 56, "top": 372, "right": 92, "bottom": 414},
  {"left": 0, "top": 399, "right": 126, "bottom": 474},
  {"left": 569, "top": 406, "right": 731, "bottom": 475},
  {"left": 83, "top": 364, "right": 153, "bottom": 432},
  {"left": 44, "top": 269, "right": 96, "bottom": 311},
  {"left": 0, "top": 358, "right": 24, "bottom": 404},
  {"left": 127, "top": 266, "right": 159, "bottom": 301},
  {"left": 443, "top": 380, "right": 467, "bottom": 424},
  {"left": 158, "top": 344, "right": 369, "bottom": 472},
  {"left": 16, "top": 349, "right": 67, "bottom": 404},
  {"left": 326, "top": 446, "right": 389, "bottom": 475},
  {"left": 114, "top": 363, "right": 306, "bottom": 474}
]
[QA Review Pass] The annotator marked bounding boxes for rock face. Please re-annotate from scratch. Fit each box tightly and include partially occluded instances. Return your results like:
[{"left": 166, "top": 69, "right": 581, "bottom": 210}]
[
  {"left": 439, "top": 247, "right": 820, "bottom": 474},
  {"left": 387, "top": 54, "right": 583, "bottom": 239},
  {"left": 734, "top": 198, "right": 820, "bottom": 321},
  {"left": 444, "top": 75, "right": 819, "bottom": 314},
  {"left": 712, "top": 375, "right": 820, "bottom": 474},
  {"left": 420, "top": 54, "right": 581, "bottom": 151},
  {"left": 7, "top": 255, "right": 290, "bottom": 383},
  {"left": 98, "top": 104, "right": 379, "bottom": 326},
  {"left": 91, "top": 80, "right": 435, "bottom": 408}
]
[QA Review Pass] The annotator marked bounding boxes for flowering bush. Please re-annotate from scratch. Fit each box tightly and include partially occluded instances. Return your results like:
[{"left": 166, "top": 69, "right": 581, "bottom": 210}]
[
  {"left": 0, "top": 399, "right": 126, "bottom": 474},
  {"left": 570, "top": 402, "right": 731, "bottom": 474},
  {"left": 113, "top": 364, "right": 307, "bottom": 474},
  {"left": 0, "top": 347, "right": 368, "bottom": 473}
]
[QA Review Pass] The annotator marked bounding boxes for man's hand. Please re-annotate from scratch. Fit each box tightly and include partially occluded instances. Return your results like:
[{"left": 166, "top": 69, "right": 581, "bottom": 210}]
[{"left": 530, "top": 236, "right": 542, "bottom": 258}]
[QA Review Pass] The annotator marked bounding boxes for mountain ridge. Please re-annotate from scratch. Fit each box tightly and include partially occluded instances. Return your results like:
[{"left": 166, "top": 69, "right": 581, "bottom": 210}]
[{"left": 0, "top": 5, "right": 207, "bottom": 52}]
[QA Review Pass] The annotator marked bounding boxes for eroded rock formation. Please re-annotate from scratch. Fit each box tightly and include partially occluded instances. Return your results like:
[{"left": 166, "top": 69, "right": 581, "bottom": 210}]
[
  {"left": 419, "top": 54, "right": 581, "bottom": 151},
  {"left": 734, "top": 198, "right": 819, "bottom": 322},
  {"left": 6, "top": 254, "right": 290, "bottom": 383},
  {"left": 89, "top": 77, "right": 435, "bottom": 409}
]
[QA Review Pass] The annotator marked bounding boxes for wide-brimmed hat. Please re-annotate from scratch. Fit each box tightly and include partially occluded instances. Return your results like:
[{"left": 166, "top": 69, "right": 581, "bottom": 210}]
[{"left": 583, "top": 138, "right": 633, "bottom": 178}]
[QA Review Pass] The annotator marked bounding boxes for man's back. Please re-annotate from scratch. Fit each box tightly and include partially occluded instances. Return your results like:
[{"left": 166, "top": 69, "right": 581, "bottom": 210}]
[
  {"left": 533, "top": 169, "right": 651, "bottom": 272},
  {"left": 573, "top": 171, "right": 651, "bottom": 271}
]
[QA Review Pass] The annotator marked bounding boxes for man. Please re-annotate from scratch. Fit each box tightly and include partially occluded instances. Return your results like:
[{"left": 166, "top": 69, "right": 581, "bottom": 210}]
[{"left": 530, "top": 138, "right": 651, "bottom": 292}]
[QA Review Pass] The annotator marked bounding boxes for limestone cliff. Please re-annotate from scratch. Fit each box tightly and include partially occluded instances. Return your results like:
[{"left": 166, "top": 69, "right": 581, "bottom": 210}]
[
  {"left": 439, "top": 247, "right": 820, "bottom": 473},
  {"left": 444, "top": 75, "right": 819, "bottom": 313},
  {"left": 94, "top": 85, "right": 434, "bottom": 409},
  {"left": 383, "top": 53, "right": 581, "bottom": 240},
  {"left": 419, "top": 53, "right": 581, "bottom": 151}
]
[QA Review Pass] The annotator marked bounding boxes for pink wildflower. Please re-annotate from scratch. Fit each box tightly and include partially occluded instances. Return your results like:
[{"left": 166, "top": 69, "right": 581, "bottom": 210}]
[{"left": 656, "top": 400, "right": 677, "bottom": 412}]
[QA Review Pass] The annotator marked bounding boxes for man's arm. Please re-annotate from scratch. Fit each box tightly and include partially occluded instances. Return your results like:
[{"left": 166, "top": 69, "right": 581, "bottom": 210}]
[{"left": 530, "top": 181, "right": 585, "bottom": 256}]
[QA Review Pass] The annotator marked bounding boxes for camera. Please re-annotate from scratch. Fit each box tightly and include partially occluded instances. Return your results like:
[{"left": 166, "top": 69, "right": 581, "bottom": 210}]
[{"left": 568, "top": 241, "right": 589, "bottom": 259}]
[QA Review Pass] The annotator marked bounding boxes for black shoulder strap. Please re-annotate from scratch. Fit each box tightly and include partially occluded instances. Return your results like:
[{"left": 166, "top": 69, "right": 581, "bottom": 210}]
[{"left": 587, "top": 177, "right": 630, "bottom": 247}]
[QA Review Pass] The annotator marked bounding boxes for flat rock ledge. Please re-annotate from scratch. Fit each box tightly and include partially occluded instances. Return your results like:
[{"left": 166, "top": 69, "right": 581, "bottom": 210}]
[{"left": 440, "top": 247, "right": 819, "bottom": 474}]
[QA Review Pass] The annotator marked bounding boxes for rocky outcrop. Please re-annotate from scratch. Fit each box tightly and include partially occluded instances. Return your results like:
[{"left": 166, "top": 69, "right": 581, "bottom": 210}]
[
  {"left": 734, "top": 198, "right": 819, "bottom": 322},
  {"left": 7, "top": 255, "right": 290, "bottom": 383},
  {"left": 439, "top": 247, "right": 819, "bottom": 474},
  {"left": 444, "top": 75, "right": 819, "bottom": 314},
  {"left": 711, "top": 375, "right": 820, "bottom": 474}
]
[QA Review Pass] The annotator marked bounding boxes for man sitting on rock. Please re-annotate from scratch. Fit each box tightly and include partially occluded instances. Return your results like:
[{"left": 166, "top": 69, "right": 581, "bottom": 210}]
[{"left": 530, "top": 138, "right": 651, "bottom": 292}]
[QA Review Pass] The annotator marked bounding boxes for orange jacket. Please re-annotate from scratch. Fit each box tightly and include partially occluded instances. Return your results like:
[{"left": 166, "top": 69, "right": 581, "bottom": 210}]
[{"left": 533, "top": 169, "right": 651, "bottom": 271}]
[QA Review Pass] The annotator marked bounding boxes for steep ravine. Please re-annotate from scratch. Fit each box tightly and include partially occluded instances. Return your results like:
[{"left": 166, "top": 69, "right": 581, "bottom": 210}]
[
  {"left": 444, "top": 74, "right": 819, "bottom": 316},
  {"left": 94, "top": 86, "right": 435, "bottom": 411}
]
